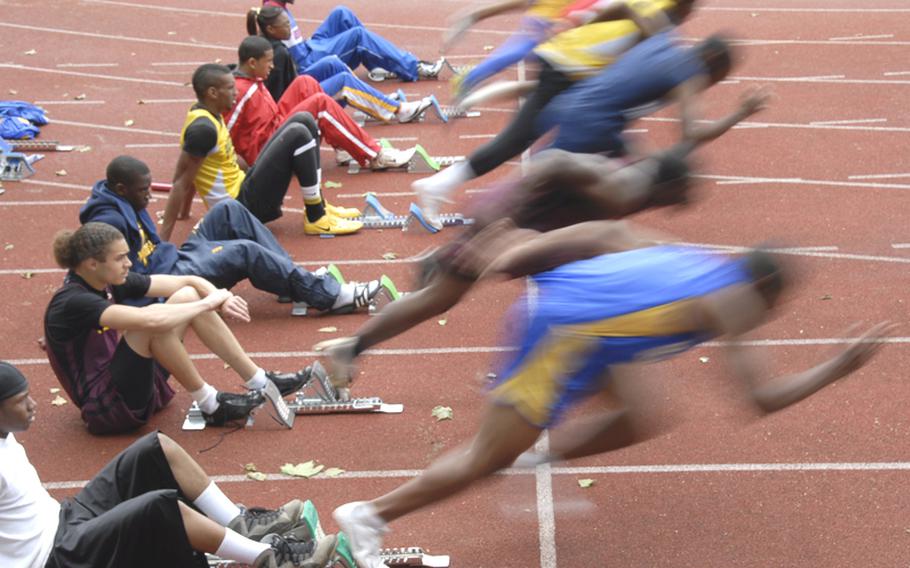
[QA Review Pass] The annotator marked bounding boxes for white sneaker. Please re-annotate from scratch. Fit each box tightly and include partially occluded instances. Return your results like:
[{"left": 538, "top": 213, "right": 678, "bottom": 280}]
[
  {"left": 368, "top": 67, "right": 397, "bottom": 82},
  {"left": 370, "top": 146, "right": 416, "bottom": 170},
  {"left": 396, "top": 97, "right": 434, "bottom": 123},
  {"left": 417, "top": 57, "right": 445, "bottom": 79},
  {"left": 335, "top": 148, "right": 353, "bottom": 166},
  {"left": 412, "top": 176, "right": 453, "bottom": 231},
  {"left": 333, "top": 502, "right": 388, "bottom": 568}
]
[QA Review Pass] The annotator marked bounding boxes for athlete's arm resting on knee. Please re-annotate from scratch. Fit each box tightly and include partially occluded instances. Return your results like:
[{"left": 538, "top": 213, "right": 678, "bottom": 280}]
[
  {"left": 98, "top": 295, "right": 226, "bottom": 334},
  {"left": 162, "top": 152, "right": 205, "bottom": 241}
]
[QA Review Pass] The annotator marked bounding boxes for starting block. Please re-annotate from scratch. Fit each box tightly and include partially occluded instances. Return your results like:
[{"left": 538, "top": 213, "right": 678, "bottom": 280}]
[
  {"left": 348, "top": 142, "right": 464, "bottom": 175},
  {"left": 7, "top": 139, "right": 84, "bottom": 152},
  {"left": 182, "top": 362, "right": 402, "bottom": 431},
  {"left": 358, "top": 193, "right": 473, "bottom": 233},
  {"left": 0, "top": 139, "right": 37, "bottom": 181},
  {"left": 353, "top": 94, "right": 479, "bottom": 128},
  {"left": 182, "top": 380, "right": 294, "bottom": 431}
]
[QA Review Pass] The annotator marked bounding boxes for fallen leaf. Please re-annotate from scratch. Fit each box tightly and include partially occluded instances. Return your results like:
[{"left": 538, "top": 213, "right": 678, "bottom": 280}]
[
  {"left": 431, "top": 406, "right": 454, "bottom": 421},
  {"left": 4, "top": 244, "right": 13, "bottom": 250},
  {"left": 382, "top": 252, "right": 397, "bottom": 260},
  {"left": 167, "top": 31, "right": 177, "bottom": 35},
  {"left": 483, "top": 45, "right": 494, "bottom": 51},
  {"left": 49, "top": 388, "right": 60, "bottom": 394},
  {"left": 318, "top": 326, "right": 338, "bottom": 333},
  {"left": 438, "top": 318, "right": 447, "bottom": 326},
  {"left": 74, "top": 93, "right": 86, "bottom": 100},
  {"left": 223, "top": 363, "right": 231, "bottom": 369},
  {"left": 578, "top": 478, "right": 595, "bottom": 488},
  {"left": 137, "top": 99, "right": 147, "bottom": 105},
  {"left": 76, "top": 146, "right": 92, "bottom": 153},
  {"left": 699, "top": 356, "right": 710, "bottom": 364},
  {"left": 124, "top": 119, "right": 134, "bottom": 127},
  {"left": 322, "top": 467, "right": 345, "bottom": 477},
  {"left": 247, "top": 471, "right": 267, "bottom": 481},
  {"left": 55, "top": 169, "right": 67, "bottom": 176},
  {"left": 820, "top": 294, "right": 832, "bottom": 301},
  {"left": 280, "top": 461, "right": 325, "bottom": 478},
  {"left": 8, "top": 89, "right": 18, "bottom": 95},
  {"left": 24, "top": 49, "right": 37, "bottom": 55},
  {"left": 21, "top": 272, "right": 33, "bottom": 279},
  {"left": 244, "top": 463, "right": 259, "bottom": 472},
  {"left": 324, "top": 180, "right": 343, "bottom": 189},
  {"left": 214, "top": 58, "right": 223, "bottom": 64},
  {"left": 51, "top": 395, "right": 68, "bottom": 406}
]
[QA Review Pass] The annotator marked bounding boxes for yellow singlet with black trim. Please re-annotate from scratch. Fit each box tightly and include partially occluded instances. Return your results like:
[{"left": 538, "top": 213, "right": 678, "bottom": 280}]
[
  {"left": 179, "top": 108, "right": 245, "bottom": 208},
  {"left": 527, "top": 0, "right": 577, "bottom": 20}
]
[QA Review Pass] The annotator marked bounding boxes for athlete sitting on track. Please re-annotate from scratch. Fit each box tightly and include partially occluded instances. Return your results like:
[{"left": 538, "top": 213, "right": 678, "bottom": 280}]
[
  {"left": 161, "top": 64, "right": 361, "bottom": 241},
  {"left": 317, "top": 145, "right": 694, "bottom": 391},
  {"left": 81, "top": 156, "right": 384, "bottom": 313},
  {"left": 261, "top": 1, "right": 445, "bottom": 82},
  {"left": 0, "top": 361, "right": 336, "bottom": 568},
  {"left": 229, "top": 36, "right": 413, "bottom": 171},
  {"left": 332, "top": 220, "right": 894, "bottom": 567},
  {"left": 248, "top": 7, "right": 434, "bottom": 123},
  {"left": 43, "top": 222, "right": 308, "bottom": 434}
]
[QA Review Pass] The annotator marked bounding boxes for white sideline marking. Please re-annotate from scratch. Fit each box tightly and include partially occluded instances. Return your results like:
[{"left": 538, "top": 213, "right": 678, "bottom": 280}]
[
  {"left": 884, "top": 71, "right": 910, "bottom": 76},
  {"left": 0, "top": 64, "right": 186, "bottom": 87},
  {"left": 9, "top": 335, "right": 910, "bottom": 368},
  {"left": 0, "top": 200, "right": 86, "bottom": 206},
  {"left": 848, "top": 173, "right": 910, "bottom": 180},
  {"left": 732, "top": 74, "right": 910, "bottom": 86},
  {"left": 33, "top": 100, "right": 106, "bottom": 106},
  {"left": 81, "top": 0, "right": 513, "bottom": 36},
  {"left": 459, "top": 134, "right": 496, "bottom": 139},
  {"left": 56, "top": 62, "right": 119, "bottom": 68},
  {"left": 22, "top": 179, "right": 91, "bottom": 191},
  {"left": 536, "top": 433, "right": 557, "bottom": 568},
  {"left": 150, "top": 61, "right": 213, "bottom": 67},
  {"left": 0, "top": 22, "right": 232, "bottom": 51},
  {"left": 891, "top": 244, "right": 910, "bottom": 249},
  {"left": 809, "top": 118, "right": 887, "bottom": 126},
  {"left": 43, "top": 460, "right": 910, "bottom": 490},
  {"left": 698, "top": 173, "right": 910, "bottom": 191},
  {"left": 736, "top": 39, "right": 910, "bottom": 47},
  {"left": 643, "top": 116, "right": 910, "bottom": 134},
  {"left": 132, "top": 98, "right": 194, "bottom": 104},
  {"left": 51, "top": 119, "right": 178, "bottom": 137},
  {"left": 124, "top": 143, "right": 180, "bottom": 149},
  {"left": 704, "top": 7, "right": 910, "bottom": 13},
  {"left": 830, "top": 34, "right": 894, "bottom": 41}
]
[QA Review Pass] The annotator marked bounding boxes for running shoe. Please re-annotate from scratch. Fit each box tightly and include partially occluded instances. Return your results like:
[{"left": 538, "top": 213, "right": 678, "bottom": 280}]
[
  {"left": 202, "top": 391, "right": 264, "bottom": 426},
  {"left": 367, "top": 67, "right": 397, "bottom": 82},
  {"left": 332, "top": 502, "right": 388, "bottom": 568},
  {"left": 371, "top": 146, "right": 417, "bottom": 170},
  {"left": 304, "top": 214, "right": 363, "bottom": 235},
  {"left": 412, "top": 177, "right": 452, "bottom": 232},
  {"left": 330, "top": 280, "right": 383, "bottom": 314},
  {"left": 396, "top": 96, "right": 434, "bottom": 124},
  {"left": 335, "top": 148, "right": 353, "bottom": 165},
  {"left": 417, "top": 57, "right": 446, "bottom": 79},
  {"left": 254, "top": 533, "right": 338, "bottom": 568},
  {"left": 229, "top": 500, "right": 305, "bottom": 542},
  {"left": 325, "top": 202, "right": 362, "bottom": 219},
  {"left": 265, "top": 369, "right": 310, "bottom": 397}
]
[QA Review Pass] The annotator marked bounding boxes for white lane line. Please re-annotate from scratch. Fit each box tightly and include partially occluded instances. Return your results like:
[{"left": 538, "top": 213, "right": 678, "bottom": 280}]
[
  {"left": 891, "top": 244, "right": 910, "bottom": 249},
  {"left": 133, "top": 98, "right": 195, "bottom": 104},
  {"left": 51, "top": 119, "right": 178, "bottom": 137},
  {"left": 124, "top": 143, "right": 180, "bottom": 148},
  {"left": 884, "top": 71, "right": 910, "bottom": 76},
  {"left": 459, "top": 134, "right": 496, "bottom": 139},
  {"left": 335, "top": 188, "right": 489, "bottom": 199},
  {"left": 150, "top": 61, "right": 214, "bottom": 67},
  {"left": 22, "top": 179, "right": 91, "bottom": 191},
  {"left": 0, "top": 22, "right": 233, "bottom": 51},
  {"left": 698, "top": 173, "right": 910, "bottom": 191},
  {"left": 0, "top": 64, "right": 186, "bottom": 87},
  {"left": 11, "top": 335, "right": 910, "bottom": 368},
  {"left": 56, "top": 62, "right": 119, "bottom": 68},
  {"left": 848, "top": 173, "right": 910, "bottom": 180},
  {"left": 809, "top": 118, "right": 887, "bottom": 126},
  {"left": 33, "top": 100, "right": 106, "bottom": 106},
  {"left": 830, "top": 34, "right": 894, "bottom": 41},
  {"left": 731, "top": 74, "right": 910, "bottom": 85},
  {"left": 82, "top": 0, "right": 513, "bottom": 36},
  {"left": 704, "top": 7, "right": 910, "bottom": 13},
  {"left": 44, "top": 460, "right": 910, "bottom": 490},
  {"left": 644, "top": 116, "right": 910, "bottom": 134},
  {"left": 0, "top": 200, "right": 86, "bottom": 206}
]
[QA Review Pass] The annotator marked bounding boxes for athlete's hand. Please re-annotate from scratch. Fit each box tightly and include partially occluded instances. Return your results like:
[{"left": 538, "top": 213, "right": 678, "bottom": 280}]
[
  {"left": 442, "top": 14, "right": 476, "bottom": 53},
  {"left": 828, "top": 321, "right": 897, "bottom": 378},
  {"left": 220, "top": 295, "right": 251, "bottom": 323},
  {"left": 739, "top": 85, "right": 772, "bottom": 117}
]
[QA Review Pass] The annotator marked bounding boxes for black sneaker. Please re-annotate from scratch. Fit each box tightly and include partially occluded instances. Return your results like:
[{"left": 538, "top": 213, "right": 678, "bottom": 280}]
[
  {"left": 266, "top": 369, "right": 311, "bottom": 397},
  {"left": 228, "top": 499, "right": 305, "bottom": 541},
  {"left": 202, "top": 391, "right": 264, "bottom": 426},
  {"left": 255, "top": 533, "right": 338, "bottom": 568}
]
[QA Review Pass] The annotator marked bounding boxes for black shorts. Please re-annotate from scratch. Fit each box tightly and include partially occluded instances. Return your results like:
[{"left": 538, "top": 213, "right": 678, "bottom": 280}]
[
  {"left": 110, "top": 339, "right": 162, "bottom": 411},
  {"left": 45, "top": 432, "right": 207, "bottom": 568}
]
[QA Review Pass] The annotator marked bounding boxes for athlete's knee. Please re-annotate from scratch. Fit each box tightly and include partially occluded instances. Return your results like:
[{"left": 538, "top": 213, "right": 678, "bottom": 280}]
[
  {"left": 167, "top": 285, "right": 202, "bottom": 304},
  {"left": 285, "top": 113, "right": 319, "bottom": 138},
  {"left": 157, "top": 432, "right": 177, "bottom": 458},
  {"left": 293, "top": 74, "right": 321, "bottom": 92}
]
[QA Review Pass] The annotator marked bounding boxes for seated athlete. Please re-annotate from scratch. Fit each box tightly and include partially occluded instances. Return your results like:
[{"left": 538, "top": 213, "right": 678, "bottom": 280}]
[
  {"left": 0, "top": 361, "right": 337, "bottom": 568},
  {"left": 415, "top": 1, "right": 701, "bottom": 228},
  {"left": 162, "top": 63, "right": 361, "bottom": 241},
  {"left": 82, "top": 156, "right": 384, "bottom": 313},
  {"left": 262, "top": 1, "right": 445, "bottom": 82},
  {"left": 229, "top": 36, "right": 413, "bottom": 171},
  {"left": 316, "top": 146, "right": 694, "bottom": 391},
  {"left": 44, "top": 222, "right": 309, "bottom": 434},
  {"left": 332, "top": 221, "right": 893, "bottom": 567},
  {"left": 248, "top": 7, "right": 434, "bottom": 122}
]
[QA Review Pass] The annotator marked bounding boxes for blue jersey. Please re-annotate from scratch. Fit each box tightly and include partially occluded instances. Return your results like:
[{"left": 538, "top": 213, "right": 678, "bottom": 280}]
[
  {"left": 538, "top": 31, "right": 706, "bottom": 154},
  {"left": 491, "top": 246, "right": 751, "bottom": 427}
]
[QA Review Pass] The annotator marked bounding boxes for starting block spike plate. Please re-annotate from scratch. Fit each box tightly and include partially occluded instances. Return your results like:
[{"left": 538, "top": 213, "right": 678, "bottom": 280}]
[
  {"left": 262, "top": 380, "right": 294, "bottom": 429},
  {"left": 363, "top": 192, "right": 396, "bottom": 219}
]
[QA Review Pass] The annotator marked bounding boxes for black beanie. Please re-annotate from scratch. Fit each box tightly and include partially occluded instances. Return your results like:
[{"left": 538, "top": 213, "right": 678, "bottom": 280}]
[{"left": 0, "top": 362, "right": 28, "bottom": 402}]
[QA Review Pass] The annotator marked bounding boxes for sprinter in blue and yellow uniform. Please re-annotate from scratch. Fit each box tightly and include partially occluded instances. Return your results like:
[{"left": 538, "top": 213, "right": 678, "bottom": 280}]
[{"left": 331, "top": 219, "right": 893, "bottom": 567}]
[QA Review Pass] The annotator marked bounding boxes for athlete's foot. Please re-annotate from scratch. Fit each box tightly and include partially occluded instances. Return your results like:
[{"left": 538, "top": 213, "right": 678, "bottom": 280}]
[
  {"left": 329, "top": 280, "right": 383, "bottom": 314},
  {"left": 332, "top": 502, "right": 388, "bottom": 568},
  {"left": 417, "top": 57, "right": 446, "bottom": 80},
  {"left": 304, "top": 214, "right": 363, "bottom": 235},
  {"left": 396, "top": 96, "right": 434, "bottom": 123},
  {"left": 325, "top": 202, "right": 362, "bottom": 219},
  {"left": 370, "top": 146, "right": 416, "bottom": 170},
  {"left": 412, "top": 176, "right": 453, "bottom": 231}
]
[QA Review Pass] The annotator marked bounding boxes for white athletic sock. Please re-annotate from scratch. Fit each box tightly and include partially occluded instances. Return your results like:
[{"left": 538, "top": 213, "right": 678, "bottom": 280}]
[
  {"left": 245, "top": 368, "right": 268, "bottom": 391},
  {"left": 331, "top": 282, "right": 356, "bottom": 310},
  {"left": 420, "top": 161, "right": 475, "bottom": 195},
  {"left": 193, "top": 481, "right": 242, "bottom": 526},
  {"left": 190, "top": 384, "right": 219, "bottom": 414},
  {"left": 216, "top": 528, "right": 270, "bottom": 565}
]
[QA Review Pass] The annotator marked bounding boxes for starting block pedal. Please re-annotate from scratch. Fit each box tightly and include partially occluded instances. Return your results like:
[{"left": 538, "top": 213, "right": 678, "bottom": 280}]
[
  {"left": 0, "top": 139, "right": 37, "bottom": 181},
  {"left": 291, "top": 265, "right": 400, "bottom": 317},
  {"left": 333, "top": 533, "right": 450, "bottom": 568},
  {"left": 8, "top": 139, "right": 83, "bottom": 152},
  {"left": 347, "top": 143, "right": 463, "bottom": 175},
  {"left": 356, "top": 193, "right": 473, "bottom": 233}
]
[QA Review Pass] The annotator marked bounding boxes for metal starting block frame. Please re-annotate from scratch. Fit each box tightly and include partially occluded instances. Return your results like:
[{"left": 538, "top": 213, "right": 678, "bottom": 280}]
[
  {"left": 357, "top": 193, "right": 473, "bottom": 234},
  {"left": 183, "top": 380, "right": 293, "bottom": 431},
  {"left": 182, "top": 362, "right": 402, "bottom": 431},
  {"left": 0, "top": 139, "right": 37, "bottom": 181},
  {"left": 348, "top": 142, "right": 465, "bottom": 175},
  {"left": 8, "top": 139, "right": 82, "bottom": 152}
]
